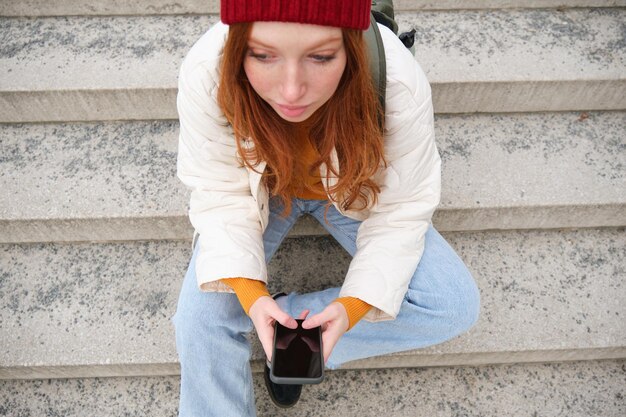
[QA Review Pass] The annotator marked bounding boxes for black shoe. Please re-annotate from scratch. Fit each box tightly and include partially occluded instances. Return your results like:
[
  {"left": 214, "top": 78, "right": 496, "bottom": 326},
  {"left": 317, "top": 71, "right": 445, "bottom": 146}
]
[
  {"left": 263, "top": 292, "right": 302, "bottom": 408},
  {"left": 263, "top": 362, "right": 302, "bottom": 408}
]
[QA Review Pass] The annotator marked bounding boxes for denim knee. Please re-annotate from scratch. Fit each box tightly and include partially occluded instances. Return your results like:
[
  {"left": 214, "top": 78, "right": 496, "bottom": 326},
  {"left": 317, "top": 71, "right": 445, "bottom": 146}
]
[
  {"left": 404, "top": 265, "right": 480, "bottom": 343},
  {"left": 173, "top": 291, "right": 252, "bottom": 344},
  {"left": 445, "top": 268, "right": 481, "bottom": 337},
  {"left": 462, "top": 272, "right": 480, "bottom": 326}
]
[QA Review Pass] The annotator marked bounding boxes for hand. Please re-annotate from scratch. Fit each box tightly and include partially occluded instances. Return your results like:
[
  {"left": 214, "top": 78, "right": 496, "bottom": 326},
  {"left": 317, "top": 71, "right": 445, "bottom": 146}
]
[
  {"left": 302, "top": 302, "right": 349, "bottom": 363},
  {"left": 248, "top": 296, "right": 309, "bottom": 362}
]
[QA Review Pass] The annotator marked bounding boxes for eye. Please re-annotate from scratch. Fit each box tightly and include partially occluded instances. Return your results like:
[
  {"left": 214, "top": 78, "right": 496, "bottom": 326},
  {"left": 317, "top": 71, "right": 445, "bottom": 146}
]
[
  {"left": 310, "top": 54, "right": 336, "bottom": 64},
  {"left": 247, "top": 50, "right": 273, "bottom": 62}
]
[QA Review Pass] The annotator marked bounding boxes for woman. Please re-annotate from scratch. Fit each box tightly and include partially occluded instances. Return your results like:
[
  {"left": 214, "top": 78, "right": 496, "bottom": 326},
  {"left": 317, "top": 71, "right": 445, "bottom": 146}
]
[{"left": 173, "top": 1, "right": 480, "bottom": 415}]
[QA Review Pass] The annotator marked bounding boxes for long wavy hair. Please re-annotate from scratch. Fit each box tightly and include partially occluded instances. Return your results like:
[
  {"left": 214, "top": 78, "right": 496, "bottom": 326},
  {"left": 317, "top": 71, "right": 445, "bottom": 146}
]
[{"left": 217, "top": 22, "right": 386, "bottom": 217}]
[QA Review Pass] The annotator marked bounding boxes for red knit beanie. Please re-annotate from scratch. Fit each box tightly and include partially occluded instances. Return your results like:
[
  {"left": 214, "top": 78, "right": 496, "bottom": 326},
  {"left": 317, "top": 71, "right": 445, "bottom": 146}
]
[{"left": 220, "top": 0, "right": 371, "bottom": 30}]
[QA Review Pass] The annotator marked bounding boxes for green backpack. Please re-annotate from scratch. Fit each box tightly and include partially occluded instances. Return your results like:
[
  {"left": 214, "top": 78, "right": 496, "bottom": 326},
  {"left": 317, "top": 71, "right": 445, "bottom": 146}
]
[{"left": 365, "top": 0, "right": 416, "bottom": 118}]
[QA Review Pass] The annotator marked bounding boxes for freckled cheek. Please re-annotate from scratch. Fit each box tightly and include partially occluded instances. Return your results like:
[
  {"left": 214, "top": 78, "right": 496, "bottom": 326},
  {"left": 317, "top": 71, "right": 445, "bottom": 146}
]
[
  {"left": 320, "top": 67, "right": 345, "bottom": 99},
  {"left": 244, "top": 63, "right": 274, "bottom": 98}
]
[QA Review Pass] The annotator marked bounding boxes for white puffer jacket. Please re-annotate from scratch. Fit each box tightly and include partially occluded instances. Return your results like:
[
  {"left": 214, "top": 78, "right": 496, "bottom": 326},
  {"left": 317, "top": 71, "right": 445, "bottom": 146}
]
[{"left": 177, "top": 22, "right": 440, "bottom": 322}]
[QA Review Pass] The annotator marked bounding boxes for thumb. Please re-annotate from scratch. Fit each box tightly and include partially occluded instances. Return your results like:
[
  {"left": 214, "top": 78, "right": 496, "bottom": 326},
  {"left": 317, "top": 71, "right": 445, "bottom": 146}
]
[
  {"left": 269, "top": 303, "right": 297, "bottom": 329},
  {"left": 302, "top": 309, "right": 331, "bottom": 329}
]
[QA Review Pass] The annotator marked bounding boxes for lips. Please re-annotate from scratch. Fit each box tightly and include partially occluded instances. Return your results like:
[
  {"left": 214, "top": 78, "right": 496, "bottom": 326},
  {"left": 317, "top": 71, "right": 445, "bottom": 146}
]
[{"left": 276, "top": 103, "right": 308, "bottom": 118}]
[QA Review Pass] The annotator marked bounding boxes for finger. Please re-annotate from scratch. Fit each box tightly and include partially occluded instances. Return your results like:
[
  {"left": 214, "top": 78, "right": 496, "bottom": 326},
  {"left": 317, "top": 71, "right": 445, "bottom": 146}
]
[
  {"left": 258, "top": 327, "right": 274, "bottom": 362},
  {"left": 297, "top": 309, "right": 310, "bottom": 320},
  {"left": 269, "top": 304, "right": 297, "bottom": 329},
  {"left": 302, "top": 309, "right": 332, "bottom": 329},
  {"left": 321, "top": 328, "right": 341, "bottom": 363}
]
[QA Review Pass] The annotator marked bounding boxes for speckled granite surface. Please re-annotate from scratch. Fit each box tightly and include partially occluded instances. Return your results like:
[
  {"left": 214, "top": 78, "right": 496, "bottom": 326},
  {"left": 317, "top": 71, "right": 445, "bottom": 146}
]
[
  {"left": 0, "top": 121, "right": 185, "bottom": 220},
  {"left": 433, "top": 111, "right": 626, "bottom": 229},
  {"left": 0, "top": 360, "right": 624, "bottom": 416},
  {"left": 1, "top": 228, "right": 624, "bottom": 378},
  {"left": 1, "top": 8, "right": 625, "bottom": 121},
  {"left": 1, "top": 111, "right": 624, "bottom": 243},
  {"left": 398, "top": 9, "right": 626, "bottom": 83},
  {"left": 0, "top": 15, "right": 216, "bottom": 91},
  {"left": 254, "top": 360, "right": 626, "bottom": 417},
  {"left": 0, "top": 0, "right": 219, "bottom": 17}
]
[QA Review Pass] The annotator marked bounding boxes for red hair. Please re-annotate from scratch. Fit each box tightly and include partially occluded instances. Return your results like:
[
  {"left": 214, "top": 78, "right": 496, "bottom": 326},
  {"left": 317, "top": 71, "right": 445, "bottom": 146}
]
[{"left": 217, "top": 22, "right": 386, "bottom": 217}]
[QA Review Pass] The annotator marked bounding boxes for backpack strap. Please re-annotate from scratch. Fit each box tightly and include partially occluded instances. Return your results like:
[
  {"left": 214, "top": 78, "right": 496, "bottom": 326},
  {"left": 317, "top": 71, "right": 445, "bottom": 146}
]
[
  {"left": 370, "top": 0, "right": 398, "bottom": 35},
  {"left": 364, "top": 14, "right": 386, "bottom": 127}
]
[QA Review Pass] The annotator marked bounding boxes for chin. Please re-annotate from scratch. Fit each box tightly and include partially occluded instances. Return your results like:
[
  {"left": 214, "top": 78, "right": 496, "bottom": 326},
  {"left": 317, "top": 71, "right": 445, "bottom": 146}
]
[{"left": 282, "top": 114, "right": 312, "bottom": 123}]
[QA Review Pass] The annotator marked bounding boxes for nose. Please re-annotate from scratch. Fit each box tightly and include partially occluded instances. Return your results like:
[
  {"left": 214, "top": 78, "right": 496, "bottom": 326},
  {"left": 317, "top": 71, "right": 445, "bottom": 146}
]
[{"left": 279, "top": 62, "right": 306, "bottom": 104}]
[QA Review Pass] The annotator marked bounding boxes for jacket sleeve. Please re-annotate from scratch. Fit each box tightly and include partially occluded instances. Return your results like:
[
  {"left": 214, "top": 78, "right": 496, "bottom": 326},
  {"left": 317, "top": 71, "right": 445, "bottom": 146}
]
[
  {"left": 338, "top": 27, "right": 441, "bottom": 321},
  {"left": 176, "top": 28, "right": 268, "bottom": 291}
]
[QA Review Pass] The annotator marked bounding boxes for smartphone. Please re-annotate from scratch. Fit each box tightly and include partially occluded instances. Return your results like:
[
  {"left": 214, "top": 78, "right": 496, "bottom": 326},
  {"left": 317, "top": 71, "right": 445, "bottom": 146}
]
[{"left": 270, "top": 319, "right": 324, "bottom": 384}]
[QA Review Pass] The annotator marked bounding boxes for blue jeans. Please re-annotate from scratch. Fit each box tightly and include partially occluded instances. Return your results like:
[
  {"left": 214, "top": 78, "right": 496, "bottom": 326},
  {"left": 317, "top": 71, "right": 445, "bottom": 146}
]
[{"left": 173, "top": 197, "right": 480, "bottom": 417}]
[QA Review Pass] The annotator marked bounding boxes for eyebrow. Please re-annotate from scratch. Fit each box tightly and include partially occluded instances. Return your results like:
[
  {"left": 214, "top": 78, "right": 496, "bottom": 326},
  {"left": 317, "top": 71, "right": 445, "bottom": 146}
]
[{"left": 247, "top": 36, "right": 343, "bottom": 50}]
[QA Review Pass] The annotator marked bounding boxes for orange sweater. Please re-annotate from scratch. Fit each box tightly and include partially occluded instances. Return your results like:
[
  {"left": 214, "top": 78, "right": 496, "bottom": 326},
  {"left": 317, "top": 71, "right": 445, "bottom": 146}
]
[{"left": 220, "top": 123, "right": 371, "bottom": 331}]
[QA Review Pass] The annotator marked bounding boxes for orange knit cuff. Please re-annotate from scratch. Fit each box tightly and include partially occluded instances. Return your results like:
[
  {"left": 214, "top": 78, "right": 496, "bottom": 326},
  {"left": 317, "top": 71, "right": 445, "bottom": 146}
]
[
  {"left": 220, "top": 278, "right": 271, "bottom": 316},
  {"left": 334, "top": 297, "right": 372, "bottom": 331}
]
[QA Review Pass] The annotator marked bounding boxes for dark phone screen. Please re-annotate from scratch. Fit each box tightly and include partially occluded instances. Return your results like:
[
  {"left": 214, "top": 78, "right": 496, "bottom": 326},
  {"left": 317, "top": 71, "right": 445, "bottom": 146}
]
[{"left": 273, "top": 319, "right": 322, "bottom": 378}]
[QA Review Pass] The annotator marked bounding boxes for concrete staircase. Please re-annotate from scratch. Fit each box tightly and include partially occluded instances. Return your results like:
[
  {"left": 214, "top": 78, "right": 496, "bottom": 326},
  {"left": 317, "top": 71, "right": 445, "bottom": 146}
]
[{"left": 1, "top": 1, "right": 625, "bottom": 416}]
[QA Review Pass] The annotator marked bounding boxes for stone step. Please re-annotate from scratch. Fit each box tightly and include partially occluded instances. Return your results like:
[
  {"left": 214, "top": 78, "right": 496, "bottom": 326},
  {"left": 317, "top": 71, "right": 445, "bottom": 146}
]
[
  {"left": 1, "top": 227, "right": 624, "bottom": 380},
  {"left": 2, "top": 0, "right": 625, "bottom": 17},
  {"left": 1, "top": 8, "right": 624, "bottom": 122},
  {"left": 1, "top": 359, "right": 624, "bottom": 417},
  {"left": 1, "top": 111, "right": 624, "bottom": 244}
]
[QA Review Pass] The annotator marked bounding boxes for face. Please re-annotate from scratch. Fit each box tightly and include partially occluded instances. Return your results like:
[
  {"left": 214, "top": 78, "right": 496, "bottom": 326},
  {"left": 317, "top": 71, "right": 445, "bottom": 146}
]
[{"left": 243, "top": 21, "right": 347, "bottom": 123}]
